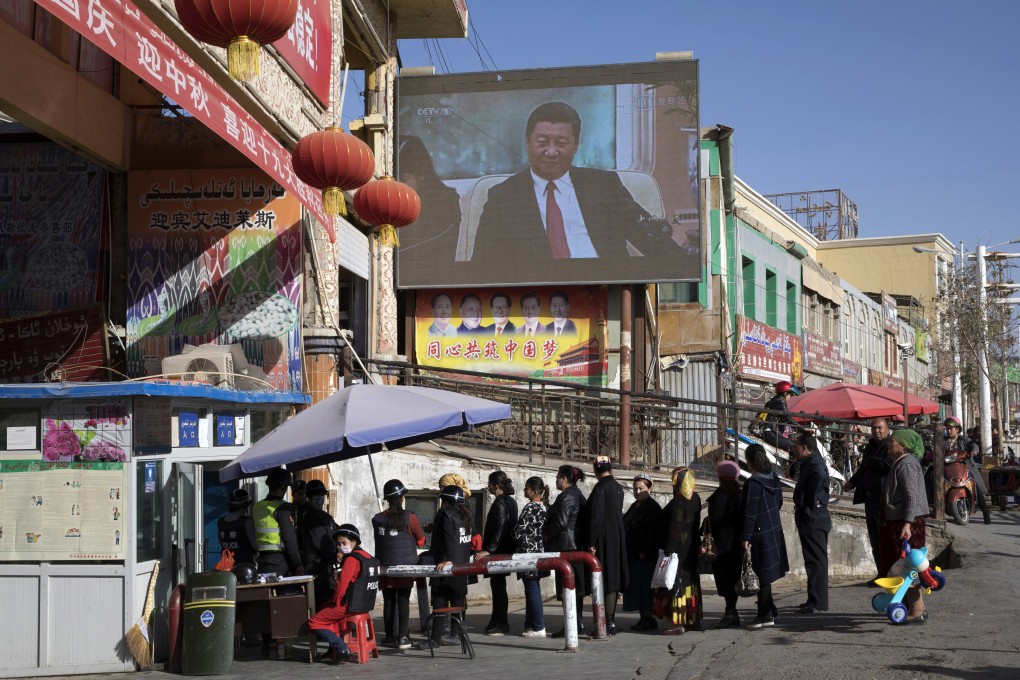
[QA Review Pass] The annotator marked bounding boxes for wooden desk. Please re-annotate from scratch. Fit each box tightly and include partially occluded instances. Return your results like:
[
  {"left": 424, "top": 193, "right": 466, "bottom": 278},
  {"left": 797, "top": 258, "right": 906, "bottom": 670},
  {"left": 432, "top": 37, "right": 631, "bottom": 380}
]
[{"left": 235, "top": 576, "right": 316, "bottom": 662}]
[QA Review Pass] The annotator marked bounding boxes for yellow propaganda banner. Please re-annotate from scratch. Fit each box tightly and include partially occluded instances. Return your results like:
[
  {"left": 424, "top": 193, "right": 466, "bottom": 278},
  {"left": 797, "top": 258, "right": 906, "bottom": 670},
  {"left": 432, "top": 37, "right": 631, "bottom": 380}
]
[{"left": 414, "top": 286, "right": 608, "bottom": 385}]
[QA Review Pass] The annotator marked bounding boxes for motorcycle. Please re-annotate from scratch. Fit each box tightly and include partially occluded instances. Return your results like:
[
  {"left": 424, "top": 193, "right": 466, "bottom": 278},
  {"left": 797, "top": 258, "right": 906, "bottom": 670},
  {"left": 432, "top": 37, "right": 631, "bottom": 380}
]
[
  {"left": 943, "top": 449, "right": 976, "bottom": 526},
  {"left": 724, "top": 428, "right": 845, "bottom": 497}
]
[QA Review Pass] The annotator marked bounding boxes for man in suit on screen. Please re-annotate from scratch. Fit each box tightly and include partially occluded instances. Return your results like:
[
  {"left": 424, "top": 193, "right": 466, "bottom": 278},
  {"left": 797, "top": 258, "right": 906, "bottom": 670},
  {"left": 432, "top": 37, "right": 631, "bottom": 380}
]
[{"left": 471, "top": 101, "right": 685, "bottom": 266}]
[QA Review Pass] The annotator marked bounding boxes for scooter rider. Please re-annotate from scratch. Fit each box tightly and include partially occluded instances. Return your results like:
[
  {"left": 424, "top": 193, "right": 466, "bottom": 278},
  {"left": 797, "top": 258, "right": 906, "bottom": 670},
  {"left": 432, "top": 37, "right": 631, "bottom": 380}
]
[
  {"left": 944, "top": 416, "right": 991, "bottom": 525},
  {"left": 757, "top": 381, "right": 801, "bottom": 454}
]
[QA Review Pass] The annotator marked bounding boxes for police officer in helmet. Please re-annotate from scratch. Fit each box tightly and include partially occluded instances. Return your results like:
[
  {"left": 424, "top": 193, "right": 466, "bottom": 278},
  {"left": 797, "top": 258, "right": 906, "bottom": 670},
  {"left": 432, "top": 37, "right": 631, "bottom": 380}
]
[
  {"left": 415, "top": 485, "right": 473, "bottom": 650},
  {"left": 254, "top": 467, "right": 303, "bottom": 578},
  {"left": 218, "top": 488, "right": 258, "bottom": 567},
  {"left": 372, "top": 479, "right": 426, "bottom": 649}
]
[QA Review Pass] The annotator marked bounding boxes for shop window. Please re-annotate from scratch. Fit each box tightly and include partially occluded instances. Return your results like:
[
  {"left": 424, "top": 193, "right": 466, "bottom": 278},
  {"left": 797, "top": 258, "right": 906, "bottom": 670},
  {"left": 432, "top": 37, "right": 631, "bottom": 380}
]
[
  {"left": 172, "top": 408, "right": 207, "bottom": 447},
  {"left": 764, "top": 269, "right": 777, "bottom": 327},
  {"left": 251, "top": 410, "right": 289, "bottom": 443},
  {"left": 214, "top": 412, "right": 244, "bottom": 446},
  {"left": 0, "top": 408, "right": 41, "bottom": 451},
  {"left": 658, "top": 282, "right": 699, "bottom": 305},
  {"left": 136, "top": 460, "right": 164, "bottom": 562},
  {"left": 742, "top": 257, "right": 755, "bottom": 319}
]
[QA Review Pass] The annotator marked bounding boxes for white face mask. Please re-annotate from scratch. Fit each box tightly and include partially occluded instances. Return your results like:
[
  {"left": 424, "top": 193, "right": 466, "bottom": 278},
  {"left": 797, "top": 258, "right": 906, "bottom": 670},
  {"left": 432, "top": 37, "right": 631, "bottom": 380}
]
[{"left": 339, "top": 544, "right": 354, "bottom": 555}]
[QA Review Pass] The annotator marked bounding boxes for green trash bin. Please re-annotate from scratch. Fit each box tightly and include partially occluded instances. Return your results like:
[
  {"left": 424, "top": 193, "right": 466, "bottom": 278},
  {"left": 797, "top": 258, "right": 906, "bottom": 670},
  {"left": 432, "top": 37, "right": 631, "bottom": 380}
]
[{"left": 182, "top": 571, "right": 237, "bottom": 675}]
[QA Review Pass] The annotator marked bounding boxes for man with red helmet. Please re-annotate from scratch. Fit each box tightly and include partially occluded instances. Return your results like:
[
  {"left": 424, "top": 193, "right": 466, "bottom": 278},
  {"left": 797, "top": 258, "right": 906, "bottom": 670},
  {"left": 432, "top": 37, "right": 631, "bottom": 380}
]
[{"left": 757, "top": 381, "right": 801, "bottom": 455}]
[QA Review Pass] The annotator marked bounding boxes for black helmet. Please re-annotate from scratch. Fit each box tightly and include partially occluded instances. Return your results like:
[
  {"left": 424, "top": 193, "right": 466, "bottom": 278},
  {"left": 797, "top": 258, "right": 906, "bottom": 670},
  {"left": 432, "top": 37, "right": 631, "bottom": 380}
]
[
  {"left": 333, "top": 523, "right": 361, "bottom": 543},
  {"left": 265, "top": 467, "right": 291, "bottom": 489},
  {"left": 383, "top": 479, "right": 407, "bottom": 499},
  {"left": 227, "top": 488, "right": 251, "bottom": 509},
  {"left": 440, "top": 485, "right": 466, "bottom": 504},
  {"left": 305, "top": 479, "right": 328, "bottom": 497},
  {"left": 232, "top": 563, "right": 257, "bottom": 585}
]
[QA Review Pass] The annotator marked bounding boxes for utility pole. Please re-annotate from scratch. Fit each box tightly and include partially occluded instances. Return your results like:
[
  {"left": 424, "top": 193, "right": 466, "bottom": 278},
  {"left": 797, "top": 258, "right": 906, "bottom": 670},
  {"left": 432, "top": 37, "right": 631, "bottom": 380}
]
[{"left": 977, "top": 244, "right": 993, "bottom": 457}]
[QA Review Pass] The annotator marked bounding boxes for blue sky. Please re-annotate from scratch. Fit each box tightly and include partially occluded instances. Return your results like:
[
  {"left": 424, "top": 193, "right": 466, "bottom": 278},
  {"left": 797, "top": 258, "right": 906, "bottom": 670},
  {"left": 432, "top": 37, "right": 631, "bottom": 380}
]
[{"left": 387, "top": 0, "right": 1020, "bottom": 254}]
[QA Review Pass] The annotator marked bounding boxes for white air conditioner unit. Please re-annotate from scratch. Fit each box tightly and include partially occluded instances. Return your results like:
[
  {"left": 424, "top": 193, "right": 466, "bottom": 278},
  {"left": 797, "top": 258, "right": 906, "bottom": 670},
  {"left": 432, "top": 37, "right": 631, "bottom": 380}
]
[{"left": 161, "top": 343, "right": 271, "bottom": 391}]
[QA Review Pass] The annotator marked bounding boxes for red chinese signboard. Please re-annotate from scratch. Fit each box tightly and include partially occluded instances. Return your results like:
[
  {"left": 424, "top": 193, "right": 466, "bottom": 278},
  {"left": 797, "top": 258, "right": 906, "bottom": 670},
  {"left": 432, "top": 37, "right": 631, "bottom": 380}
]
[
  {"left": 0, "top": 306, "right": 106, "bottom": 382},
  {"left": 804, "top": 332, "right": 842, "bottom": 378},
  {"left": 273, "top": 0, "right": 331, "bottom": 106},
  {"left": 735, "top": 315, "right": 803, "bottom": 384},
  {"left": 29, "top": 0, "right": 334, "bottom": 240}
]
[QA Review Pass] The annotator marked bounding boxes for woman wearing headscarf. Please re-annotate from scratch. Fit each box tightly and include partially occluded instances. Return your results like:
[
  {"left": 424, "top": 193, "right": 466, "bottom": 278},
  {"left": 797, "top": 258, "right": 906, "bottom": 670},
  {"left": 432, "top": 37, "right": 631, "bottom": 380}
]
[
  {"left": 741, "top": 444, "right": 789, "bottom": 630},
  {"left": 707, "top": 460, "right": 744, "bottom": 629},
  {"left": 656, "top": 466, "right": 702, "bottom": 635},
  {"left": 623, "top": 473, "right": 662, "bottom": 631},
  {"left": 583, "top": 455, "right": 628, "bottom": 635},
  {"left": 880, "top": 428, "right": 931, "bottom": 623},
  {"left": 543, "top": 465, "right": 588, "bottom": 638}
]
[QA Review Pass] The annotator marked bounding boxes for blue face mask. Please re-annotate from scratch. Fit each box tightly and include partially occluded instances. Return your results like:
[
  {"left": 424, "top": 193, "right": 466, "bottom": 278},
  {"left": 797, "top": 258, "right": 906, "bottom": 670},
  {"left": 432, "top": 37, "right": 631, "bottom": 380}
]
[{"left": 309, "top": 495, "right": 326, "bottom": 510}]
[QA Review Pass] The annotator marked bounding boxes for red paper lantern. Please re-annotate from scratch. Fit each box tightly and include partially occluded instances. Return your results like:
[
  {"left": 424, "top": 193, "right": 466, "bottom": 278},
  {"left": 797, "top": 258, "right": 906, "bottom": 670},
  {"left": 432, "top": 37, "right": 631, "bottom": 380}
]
[
  {"left": 175, "top": 0, "right": 298, "bottom": 81},
  {"left": 291, "top": 127, "right": 376, "bottom": 217},
  {"left": 353, "top": 176, "right": 421, "bottom": 247}
]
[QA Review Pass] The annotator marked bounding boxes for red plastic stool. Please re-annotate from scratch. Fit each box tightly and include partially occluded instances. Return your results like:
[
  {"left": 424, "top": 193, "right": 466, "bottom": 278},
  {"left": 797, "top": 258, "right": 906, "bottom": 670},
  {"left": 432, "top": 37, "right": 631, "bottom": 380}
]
[{"left": 341, "top": 613, "right": 379, "bottom": 664}]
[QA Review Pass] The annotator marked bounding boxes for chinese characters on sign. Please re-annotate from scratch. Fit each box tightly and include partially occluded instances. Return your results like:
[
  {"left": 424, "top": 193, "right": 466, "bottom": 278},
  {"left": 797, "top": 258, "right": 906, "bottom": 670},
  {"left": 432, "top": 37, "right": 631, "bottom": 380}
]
[
  {"left": 736, "top": 315, "right": 803, "bottom": 384},
  {"left": 803, "top": 332, "right": 842, "bottom": 379},
  {"left": 274, "top": 0, "right": 332, "bottom": 105},
  {"left": 31, "top": 0, "right": 334, "bottom": 240}
]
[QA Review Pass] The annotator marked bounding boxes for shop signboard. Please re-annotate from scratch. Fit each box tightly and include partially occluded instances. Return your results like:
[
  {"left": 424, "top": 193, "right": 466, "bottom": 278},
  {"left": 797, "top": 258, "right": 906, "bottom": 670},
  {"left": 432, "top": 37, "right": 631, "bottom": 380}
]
[
  {"left": 735, "top": 315, "right": 803, "bottom": 384},
  {"left": 803, "top": 332, "right": 842, "bottom": 378},
  {"left": 273, "top": 0, "right": 332, "bottom": 105},
  {"left": 0, "top": 143, "right": 106, "bottom": 319},
  {"left": 841, "top": 359, "right": 862, "bottom": 384},
  {"left": 882, "top": 293, "right": 898, "bottom": 333},
  {"left": 178, "top": 412, "right": 199, "bottom": 447},
  {"left": 413, "top": 286, "right": 608, "bottom": 385},
  {"left": 28, "top": 0, "right": 334, "bottom": 239},
  {"left": 0, "top": 306, "right": 106, "bottom": 383},
  {"left": 915, "top": 330, "right": 930, "bottom": 363},
  {"left": 126, "top": 169, "right": 303, "bottom": 392}
]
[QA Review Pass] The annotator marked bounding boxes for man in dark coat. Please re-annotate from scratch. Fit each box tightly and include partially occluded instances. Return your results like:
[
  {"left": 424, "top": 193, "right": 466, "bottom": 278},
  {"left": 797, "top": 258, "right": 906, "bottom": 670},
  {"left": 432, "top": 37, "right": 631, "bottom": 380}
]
[
  {"left": 584, "top": 456, "right": 628, "bottom": 635},
  {"left": 843, "top": 417, "right": 891, "bottom": 572},
  {"left": 793, "top": 433, "right": 831, "bottom": 613},
  {"left": 300, "top": 480, "right": 340, "bottom": 607}
]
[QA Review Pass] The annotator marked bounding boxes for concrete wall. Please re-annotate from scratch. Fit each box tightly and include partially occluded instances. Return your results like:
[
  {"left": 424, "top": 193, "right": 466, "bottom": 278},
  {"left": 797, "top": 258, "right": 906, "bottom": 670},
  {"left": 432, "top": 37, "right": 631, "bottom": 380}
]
[{"left": 325, "top": 446, "right": 914, "bottom": 605}]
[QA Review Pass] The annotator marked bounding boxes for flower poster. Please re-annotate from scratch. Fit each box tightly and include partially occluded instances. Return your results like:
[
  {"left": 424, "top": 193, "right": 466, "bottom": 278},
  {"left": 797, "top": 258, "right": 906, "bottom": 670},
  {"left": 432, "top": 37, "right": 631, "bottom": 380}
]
[
  {"left": 0, "top": 460, "right": 127, "bottom": 561},
  {"left": 42, "top": 400, "right": 130, "bottom": 463}
]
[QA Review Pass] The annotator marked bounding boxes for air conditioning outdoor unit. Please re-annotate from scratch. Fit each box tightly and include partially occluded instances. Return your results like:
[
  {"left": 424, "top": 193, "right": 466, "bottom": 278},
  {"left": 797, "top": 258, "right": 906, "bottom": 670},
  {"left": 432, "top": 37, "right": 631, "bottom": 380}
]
[{"left": 161, "top": 343, "right": 270, "bottom": 391}]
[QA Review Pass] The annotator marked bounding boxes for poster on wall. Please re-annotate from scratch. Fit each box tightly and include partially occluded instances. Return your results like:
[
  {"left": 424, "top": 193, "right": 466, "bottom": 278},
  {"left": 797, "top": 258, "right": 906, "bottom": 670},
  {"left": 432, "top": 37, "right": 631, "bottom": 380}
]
[
  {"left": 735, "top": 315, "right": 803, "bottom": 384},
  {"left": 42, "top": 400, "right": 130, "bottom": 463},
  {"left": 125, "top": 170, "right": 303, "bottom": 392},
  {"left": 396, "top": 61, "right": 701, "bottom": 288},
  {"left": 414, "top": 286, "right": 608, "bottom": 385},
  {"left": 0, "top": 306, "right": 107, "bottom": 383},
  {"left": 0, "top": 143, "right": 106, "bottom": 319},
  {"left": 0, "top": 460, "right": 127, "bottom": 560}
]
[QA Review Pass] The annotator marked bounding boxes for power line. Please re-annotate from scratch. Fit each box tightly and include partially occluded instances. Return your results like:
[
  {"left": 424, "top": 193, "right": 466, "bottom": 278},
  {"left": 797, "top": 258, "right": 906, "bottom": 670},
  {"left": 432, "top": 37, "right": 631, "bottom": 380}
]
[{"left": 469, "top": 15, "right": 500, "bottom": 73}]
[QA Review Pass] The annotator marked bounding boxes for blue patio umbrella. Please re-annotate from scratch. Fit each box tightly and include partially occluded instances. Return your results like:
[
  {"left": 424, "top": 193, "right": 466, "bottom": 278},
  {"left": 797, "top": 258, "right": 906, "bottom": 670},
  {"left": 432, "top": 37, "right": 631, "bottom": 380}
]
[{"left": 219, "top": 384, "right": 511, "bottom": 482}]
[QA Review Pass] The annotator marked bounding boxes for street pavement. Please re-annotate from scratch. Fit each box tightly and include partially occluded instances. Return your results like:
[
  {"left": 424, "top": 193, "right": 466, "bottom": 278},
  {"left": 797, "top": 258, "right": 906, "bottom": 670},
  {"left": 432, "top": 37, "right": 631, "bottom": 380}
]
[{"left": 70, "top": 508, "right": 1020, "bottom": 680}]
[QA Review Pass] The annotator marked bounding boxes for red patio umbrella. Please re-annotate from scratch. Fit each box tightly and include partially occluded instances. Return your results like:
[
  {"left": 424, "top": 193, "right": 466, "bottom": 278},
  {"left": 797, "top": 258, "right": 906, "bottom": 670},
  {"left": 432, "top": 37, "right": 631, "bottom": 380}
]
[{"left": 787, "top": 383, "right": 940, "bottom": 421}]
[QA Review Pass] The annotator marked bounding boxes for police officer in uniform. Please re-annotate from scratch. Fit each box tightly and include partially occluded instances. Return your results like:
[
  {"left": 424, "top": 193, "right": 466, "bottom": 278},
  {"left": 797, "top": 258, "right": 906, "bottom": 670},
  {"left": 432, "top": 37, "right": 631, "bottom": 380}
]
[
  {"left": 218, "top": 488, "right": 258, "bottom": 567},
  {"left": 415, "top": 485, "right": 473, "bottom": 650},
  {"left": 792, "top": 432, "right": 831, "bottom": 613},
  {"left": 300, "top": 480, "right": 339, "bottom": 607},
  {"left": 254, "top": 467, "right": 303, "bottom": 578},
  {"left": 372, "top": 479, "right": 426, "bottom": 649}
]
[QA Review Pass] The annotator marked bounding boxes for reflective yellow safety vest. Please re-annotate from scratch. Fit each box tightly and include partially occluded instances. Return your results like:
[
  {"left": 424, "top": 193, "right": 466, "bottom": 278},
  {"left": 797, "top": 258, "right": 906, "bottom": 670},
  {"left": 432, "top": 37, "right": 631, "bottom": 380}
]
[{"left": 254, "top": 499, "right": 283, "bottom": 552}]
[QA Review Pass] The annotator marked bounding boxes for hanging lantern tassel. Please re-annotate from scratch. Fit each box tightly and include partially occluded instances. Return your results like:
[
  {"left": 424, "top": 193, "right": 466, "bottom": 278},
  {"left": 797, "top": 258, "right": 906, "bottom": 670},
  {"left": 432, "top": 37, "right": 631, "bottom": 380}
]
[
  {"left": 377, "top": 224, "right": 399, "bottom": 247},
  {"left": 322, "top": 187, "right": 347, "bottom": 217},
  {"left": 227, "top": 36, "right": 260, "bottom": 80}
]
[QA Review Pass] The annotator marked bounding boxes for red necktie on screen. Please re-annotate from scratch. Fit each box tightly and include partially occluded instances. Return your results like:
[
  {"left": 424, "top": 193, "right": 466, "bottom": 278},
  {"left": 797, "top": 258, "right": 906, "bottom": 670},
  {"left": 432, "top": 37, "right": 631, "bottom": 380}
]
[{"left": 545, "top": 181, "right": 570, "bottom": 258}]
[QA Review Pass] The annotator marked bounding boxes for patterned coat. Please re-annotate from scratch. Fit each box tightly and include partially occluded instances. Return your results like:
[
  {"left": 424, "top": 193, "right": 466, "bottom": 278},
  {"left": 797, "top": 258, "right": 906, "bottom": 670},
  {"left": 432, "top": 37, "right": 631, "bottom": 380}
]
[
  {"left": 740, "top": 472, "right": 789, "bottom": 587},
  {"left": 514, "top": 500, "right": 548, "bottom": 579}
]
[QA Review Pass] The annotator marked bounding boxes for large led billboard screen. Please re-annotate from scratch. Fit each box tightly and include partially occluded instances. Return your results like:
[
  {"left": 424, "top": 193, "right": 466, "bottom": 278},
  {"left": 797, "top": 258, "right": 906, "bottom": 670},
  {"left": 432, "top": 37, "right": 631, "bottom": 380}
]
[{"left": 395, "top": 61, "right": 701, "bottom": 289}]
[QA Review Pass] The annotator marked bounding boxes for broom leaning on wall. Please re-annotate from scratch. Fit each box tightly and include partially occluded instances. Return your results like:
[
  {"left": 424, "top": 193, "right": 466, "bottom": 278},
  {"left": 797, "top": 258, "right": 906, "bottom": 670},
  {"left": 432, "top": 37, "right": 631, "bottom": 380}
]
[{"left": 125, "top": 563, "right": 159, "bottom": 668}]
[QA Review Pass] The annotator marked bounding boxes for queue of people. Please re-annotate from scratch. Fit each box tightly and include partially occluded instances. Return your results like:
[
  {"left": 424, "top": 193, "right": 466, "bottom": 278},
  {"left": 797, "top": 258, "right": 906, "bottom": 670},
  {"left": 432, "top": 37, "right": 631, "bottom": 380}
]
[{"left": 219, "top": 428, "right": 959, "bottom": 665}]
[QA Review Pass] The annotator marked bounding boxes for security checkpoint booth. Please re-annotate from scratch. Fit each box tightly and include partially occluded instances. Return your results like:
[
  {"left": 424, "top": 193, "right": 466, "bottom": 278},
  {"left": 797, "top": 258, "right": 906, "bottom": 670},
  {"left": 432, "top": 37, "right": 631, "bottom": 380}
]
[{"left": 0, "top": 382, "right": 306, "bottom": 677}]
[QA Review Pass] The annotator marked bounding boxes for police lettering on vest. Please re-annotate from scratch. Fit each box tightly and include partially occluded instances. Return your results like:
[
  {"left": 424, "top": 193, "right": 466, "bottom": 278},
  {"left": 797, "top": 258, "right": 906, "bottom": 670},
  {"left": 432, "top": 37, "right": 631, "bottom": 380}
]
[{"left": 341, "top": 552, "right": 381, "bottom": 613}]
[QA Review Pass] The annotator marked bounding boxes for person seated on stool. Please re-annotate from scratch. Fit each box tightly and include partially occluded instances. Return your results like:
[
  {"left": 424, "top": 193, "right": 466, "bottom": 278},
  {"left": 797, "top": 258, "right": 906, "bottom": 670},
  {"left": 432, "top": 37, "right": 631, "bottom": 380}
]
[{"left": 308, "top": 524, "right": 370, "bottom": 664}]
